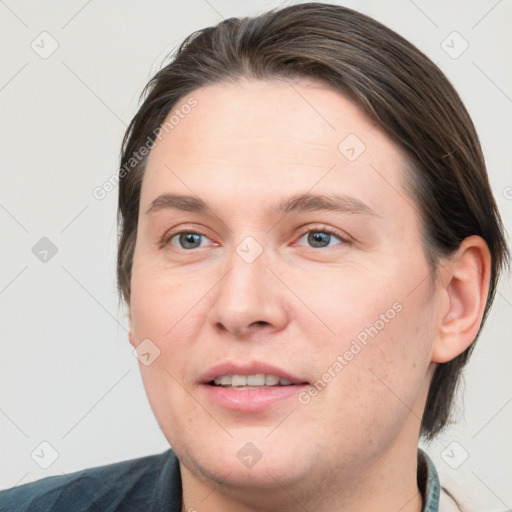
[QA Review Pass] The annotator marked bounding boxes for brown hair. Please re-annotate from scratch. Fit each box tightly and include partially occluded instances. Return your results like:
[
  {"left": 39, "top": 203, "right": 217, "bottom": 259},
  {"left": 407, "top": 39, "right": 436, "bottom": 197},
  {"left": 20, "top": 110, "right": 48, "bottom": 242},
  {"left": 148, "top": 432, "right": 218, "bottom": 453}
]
[{"left": 117, "top": 2, "right": 508, "bottom": 439}]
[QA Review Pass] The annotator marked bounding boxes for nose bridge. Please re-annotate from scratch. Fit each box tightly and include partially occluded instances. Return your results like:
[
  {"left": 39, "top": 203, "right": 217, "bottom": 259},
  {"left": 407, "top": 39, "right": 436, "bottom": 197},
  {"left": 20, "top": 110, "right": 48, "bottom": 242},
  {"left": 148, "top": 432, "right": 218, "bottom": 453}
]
[
  {"left": 209, "top": 235, "right": 288, "bottom": 335},
  {"left": 220, "top": 240, "right": 269, "bottom": 309}
]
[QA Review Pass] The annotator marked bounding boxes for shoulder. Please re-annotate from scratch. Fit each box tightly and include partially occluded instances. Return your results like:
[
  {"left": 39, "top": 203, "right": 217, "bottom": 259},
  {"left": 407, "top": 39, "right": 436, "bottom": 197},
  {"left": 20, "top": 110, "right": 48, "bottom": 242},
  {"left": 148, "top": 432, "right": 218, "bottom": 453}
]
[{"left": 0, "top": 449, "right": 181, "bottom": 512}]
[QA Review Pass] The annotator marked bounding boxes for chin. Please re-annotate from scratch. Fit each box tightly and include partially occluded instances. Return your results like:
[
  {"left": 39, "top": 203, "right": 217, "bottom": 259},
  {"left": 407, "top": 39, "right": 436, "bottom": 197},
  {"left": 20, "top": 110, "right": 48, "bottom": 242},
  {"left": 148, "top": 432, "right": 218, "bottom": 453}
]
[{"left": 177, "top": 434, "right": 313, "bottom": 489}]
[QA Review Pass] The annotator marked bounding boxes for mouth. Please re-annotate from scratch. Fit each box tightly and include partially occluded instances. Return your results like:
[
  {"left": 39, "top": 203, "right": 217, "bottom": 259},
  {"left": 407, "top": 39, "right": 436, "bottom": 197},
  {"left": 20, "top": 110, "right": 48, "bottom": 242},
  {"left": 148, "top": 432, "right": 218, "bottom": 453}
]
[
  {"left": 200, "top": 362, "right": 310, "bottom": 411},
  {"left": 208, "top": 373, "right": 300, "bottom": 388}
]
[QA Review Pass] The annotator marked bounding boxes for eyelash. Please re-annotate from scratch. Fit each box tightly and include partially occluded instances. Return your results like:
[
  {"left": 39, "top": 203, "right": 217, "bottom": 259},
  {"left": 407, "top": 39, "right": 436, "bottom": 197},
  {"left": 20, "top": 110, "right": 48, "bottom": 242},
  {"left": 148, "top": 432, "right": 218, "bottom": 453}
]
[
  {"left": 296, "top": 224, "right": 349, "bottom": 248},
  {"left": 159, "top": 224, "right": 350, "bottom": 251}
]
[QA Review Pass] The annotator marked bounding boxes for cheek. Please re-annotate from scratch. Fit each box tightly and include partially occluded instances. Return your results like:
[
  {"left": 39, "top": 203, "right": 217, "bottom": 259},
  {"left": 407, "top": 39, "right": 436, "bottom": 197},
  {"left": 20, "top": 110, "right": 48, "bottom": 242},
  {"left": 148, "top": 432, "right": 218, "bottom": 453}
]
[
  {"left": 129, "top": 272, "right": 204, "bottom": 446},
  {"left": 128, "top": 254, "right": 218, "bottom": 421},
  {"left": 292, "top": 265, "right": 404, "bottom": 351},
  {"left": 129, "top": 255, "right": 208, "bottom": 343},
  {"left": 299, "top": 261, "right": 436, "bottom": 417}
]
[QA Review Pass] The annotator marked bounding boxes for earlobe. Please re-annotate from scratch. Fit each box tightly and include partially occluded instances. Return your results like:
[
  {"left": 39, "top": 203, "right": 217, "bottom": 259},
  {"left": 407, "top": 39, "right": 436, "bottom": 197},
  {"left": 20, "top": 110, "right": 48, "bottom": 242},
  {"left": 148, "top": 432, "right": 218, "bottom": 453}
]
[{"left": 431, "top": 236, "right": 491, "bottom": 363}]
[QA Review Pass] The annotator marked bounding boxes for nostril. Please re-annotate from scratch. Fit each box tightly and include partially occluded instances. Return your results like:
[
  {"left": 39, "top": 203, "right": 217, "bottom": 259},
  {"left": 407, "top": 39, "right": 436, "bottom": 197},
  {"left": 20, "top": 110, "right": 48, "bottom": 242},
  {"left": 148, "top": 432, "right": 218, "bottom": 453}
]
[{"left": 251, "top": 321, "right": 270, "bottom": 327}]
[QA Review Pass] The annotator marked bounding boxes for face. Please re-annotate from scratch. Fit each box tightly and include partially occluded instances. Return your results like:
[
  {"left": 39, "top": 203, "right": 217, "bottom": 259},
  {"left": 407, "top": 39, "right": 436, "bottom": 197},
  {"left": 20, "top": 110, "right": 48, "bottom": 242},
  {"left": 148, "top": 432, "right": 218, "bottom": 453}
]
[{"left": 129, "top": 79, "right": 441, "bottom": 496}]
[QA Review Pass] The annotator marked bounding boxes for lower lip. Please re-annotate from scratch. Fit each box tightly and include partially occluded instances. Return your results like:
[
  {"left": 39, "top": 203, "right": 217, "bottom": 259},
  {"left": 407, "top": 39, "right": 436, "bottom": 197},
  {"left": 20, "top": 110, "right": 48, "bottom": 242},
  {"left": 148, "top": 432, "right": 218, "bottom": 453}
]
[{"left": 201, "top": 384, "right": 308, "bottom": 412}]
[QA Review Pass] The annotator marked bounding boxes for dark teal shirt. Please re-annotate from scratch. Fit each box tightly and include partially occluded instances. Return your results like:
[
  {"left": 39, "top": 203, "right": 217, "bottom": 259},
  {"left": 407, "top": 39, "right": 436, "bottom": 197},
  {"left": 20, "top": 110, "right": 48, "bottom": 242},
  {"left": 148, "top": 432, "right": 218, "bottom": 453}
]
[{"left": 0, "top": 448, "right": 440, "bottom": 511}]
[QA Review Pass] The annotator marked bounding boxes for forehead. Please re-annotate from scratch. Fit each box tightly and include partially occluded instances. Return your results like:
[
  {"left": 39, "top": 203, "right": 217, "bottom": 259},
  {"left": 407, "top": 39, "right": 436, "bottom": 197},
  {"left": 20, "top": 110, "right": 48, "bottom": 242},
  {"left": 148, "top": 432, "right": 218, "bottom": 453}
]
[
  {"left": 141, "top": 78, "right": 412, "bottom": 218},
  {"left": 149, "top": 78, "right": 400, "bottom": 161}
]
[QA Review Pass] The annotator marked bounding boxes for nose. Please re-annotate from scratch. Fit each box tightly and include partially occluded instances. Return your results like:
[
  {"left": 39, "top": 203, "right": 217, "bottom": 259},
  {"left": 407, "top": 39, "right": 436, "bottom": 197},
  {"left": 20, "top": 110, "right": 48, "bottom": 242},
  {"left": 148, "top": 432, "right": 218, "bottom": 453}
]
[{"left": 208, "top": 244, "right": 289, "bottom": 339}]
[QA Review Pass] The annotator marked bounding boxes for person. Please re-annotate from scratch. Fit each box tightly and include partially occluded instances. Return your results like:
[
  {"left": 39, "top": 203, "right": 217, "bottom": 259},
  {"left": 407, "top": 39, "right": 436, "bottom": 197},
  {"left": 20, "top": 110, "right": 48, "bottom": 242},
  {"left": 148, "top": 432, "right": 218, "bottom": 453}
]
[{"left": 1, "top": 2, "right": 508, "bottom": 511}]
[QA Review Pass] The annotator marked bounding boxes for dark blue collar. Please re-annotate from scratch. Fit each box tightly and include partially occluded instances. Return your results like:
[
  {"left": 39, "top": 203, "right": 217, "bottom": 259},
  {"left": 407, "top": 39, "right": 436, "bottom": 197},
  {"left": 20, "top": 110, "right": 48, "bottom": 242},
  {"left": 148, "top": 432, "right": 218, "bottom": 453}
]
[{"left": 419, "top": 448, "right": 441, "bottom": 512}]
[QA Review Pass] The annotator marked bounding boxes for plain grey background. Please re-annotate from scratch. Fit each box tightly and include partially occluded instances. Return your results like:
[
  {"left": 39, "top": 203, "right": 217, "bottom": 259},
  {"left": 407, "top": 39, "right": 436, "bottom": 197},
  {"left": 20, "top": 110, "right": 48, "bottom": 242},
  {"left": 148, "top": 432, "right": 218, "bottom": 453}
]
[{"left": 1, "top": 1, "right": 511, "bottom": 510}]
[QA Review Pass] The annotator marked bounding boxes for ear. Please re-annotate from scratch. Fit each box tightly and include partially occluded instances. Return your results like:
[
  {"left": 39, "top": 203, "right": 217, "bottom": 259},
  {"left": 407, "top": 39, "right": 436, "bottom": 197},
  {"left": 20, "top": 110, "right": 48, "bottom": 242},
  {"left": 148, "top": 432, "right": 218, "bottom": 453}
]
[
  {"left": 431, "top": 235, "right": 492, "bottom": 363},
  {"left": 127, "top": 309, "right": 136, "bottom": 348}
]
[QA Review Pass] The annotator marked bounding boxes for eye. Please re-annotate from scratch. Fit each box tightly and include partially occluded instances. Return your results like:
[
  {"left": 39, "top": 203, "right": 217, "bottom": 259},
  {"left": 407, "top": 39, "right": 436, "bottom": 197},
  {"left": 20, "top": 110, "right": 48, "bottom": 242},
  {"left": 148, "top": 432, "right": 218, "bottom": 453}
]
[
  {"left": 169, "top": 232, "right": 210, "bottom": 250},
  {"left": 161, "top": 227, "right": 347, "bottom": 251},
  {"left": 296, "top": 228, "right": 345, "bottom": 248}
]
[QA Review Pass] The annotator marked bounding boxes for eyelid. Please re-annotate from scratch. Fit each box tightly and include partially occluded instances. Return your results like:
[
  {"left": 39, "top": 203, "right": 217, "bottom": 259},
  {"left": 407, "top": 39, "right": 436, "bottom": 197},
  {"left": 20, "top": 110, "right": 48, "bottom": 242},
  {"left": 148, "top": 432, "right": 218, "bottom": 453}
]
[
  {"left": 158, "top": 225, "right": 213, "bottom": 249},
  {"left": 294, "top": 224, "right": 351, "bottom": 246},
  {"left": 158, "top": 223, "right": 351, "bottom": 250}
]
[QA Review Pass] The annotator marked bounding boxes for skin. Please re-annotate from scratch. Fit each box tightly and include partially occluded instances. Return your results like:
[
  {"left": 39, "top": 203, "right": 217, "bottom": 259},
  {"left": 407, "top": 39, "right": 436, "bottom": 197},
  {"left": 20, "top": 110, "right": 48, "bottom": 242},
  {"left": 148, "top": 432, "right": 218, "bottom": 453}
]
[{"left": 128, "top": 78, "right": 490, "bottom": 512}]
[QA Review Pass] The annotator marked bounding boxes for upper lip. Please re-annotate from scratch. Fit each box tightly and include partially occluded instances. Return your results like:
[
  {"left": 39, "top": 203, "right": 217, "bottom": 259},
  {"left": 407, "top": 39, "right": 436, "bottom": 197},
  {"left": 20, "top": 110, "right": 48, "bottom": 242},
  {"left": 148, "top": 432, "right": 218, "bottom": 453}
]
[{"left": 199, "top": 361, "right": 309, "bottom": 384}]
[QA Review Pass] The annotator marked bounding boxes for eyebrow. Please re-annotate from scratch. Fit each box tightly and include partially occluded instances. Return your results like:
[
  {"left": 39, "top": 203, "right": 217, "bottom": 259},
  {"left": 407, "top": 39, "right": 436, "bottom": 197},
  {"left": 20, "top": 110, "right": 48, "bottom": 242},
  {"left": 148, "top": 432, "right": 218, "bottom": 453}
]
[{"left": 145, "top": 192, "right": 378, "bottom": 217}]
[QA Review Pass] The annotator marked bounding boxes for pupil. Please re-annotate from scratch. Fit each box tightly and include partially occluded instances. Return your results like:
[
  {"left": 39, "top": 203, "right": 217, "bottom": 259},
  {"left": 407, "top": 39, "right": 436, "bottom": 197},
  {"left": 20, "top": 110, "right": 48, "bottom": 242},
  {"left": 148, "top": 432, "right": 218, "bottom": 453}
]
[
  {"left": 309, "top": 232, "right": 330, "bottom": 247},
  {"left": 181, "top": 233, "right": 200, "bottom": 248}
]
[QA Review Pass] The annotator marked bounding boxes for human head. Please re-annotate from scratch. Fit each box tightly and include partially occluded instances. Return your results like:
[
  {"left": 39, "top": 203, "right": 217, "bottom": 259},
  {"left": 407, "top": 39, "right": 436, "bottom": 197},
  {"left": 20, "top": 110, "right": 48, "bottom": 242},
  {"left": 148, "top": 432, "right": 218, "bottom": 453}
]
[{"left": 117, "top": 3, "right": 507, "bottom": 443}]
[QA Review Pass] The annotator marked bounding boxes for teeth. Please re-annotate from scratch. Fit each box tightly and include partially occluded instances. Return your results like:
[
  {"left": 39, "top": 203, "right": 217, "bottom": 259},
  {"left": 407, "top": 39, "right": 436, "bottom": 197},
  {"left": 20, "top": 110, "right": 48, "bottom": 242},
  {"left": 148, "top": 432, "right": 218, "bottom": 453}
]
[
  {"left": 212, "top": 374, "right": 295, "bottom": 387},
  {"left": 265, "top": 375, "right": 279, "bottom": 386},
  {"left": 231, "top": 375, "right": 247, "bottom": 387},
  {"left": 247, "top": 374, "right": 265, "bottom": 386}
]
